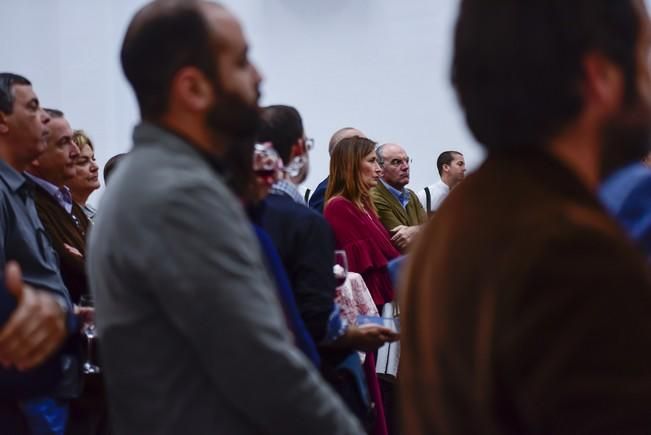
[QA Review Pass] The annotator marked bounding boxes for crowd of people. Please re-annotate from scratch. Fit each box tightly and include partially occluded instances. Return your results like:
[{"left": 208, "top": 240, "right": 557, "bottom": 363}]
[{"left": 3, "top": 0, "right": 651, "bottom": 434}]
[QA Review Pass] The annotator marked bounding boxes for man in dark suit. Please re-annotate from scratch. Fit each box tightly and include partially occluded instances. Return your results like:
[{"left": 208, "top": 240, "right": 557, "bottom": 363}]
[
  {"left": 401, "top": 1, "right": 651, "bottom": 434},
  {"left": 26, "top": 110, "right": 90, "bottom": 304},
  {"left": 258, "top": 105, "right": 396, "bottom": 425},
  {"left": 25, "top": 110, "right": 102, "bottom": 435}
]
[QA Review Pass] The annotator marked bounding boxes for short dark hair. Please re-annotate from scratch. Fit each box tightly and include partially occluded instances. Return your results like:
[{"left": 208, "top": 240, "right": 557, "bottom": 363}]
[
  {"left": 104, "top": 153, "right": 128, "bottom": 184},
  {"left": 452, "top": 0, "right": 641, "bottom": 151},
  {"left": 0, "top": 73, "right": 31, "bottom": 115},
  {"left": 120, "top": 0, "right": 220, "bottom": 120},
  {"left": 256, "top": 105, "right": 303, "bottom": 163},
  {"left": 43, "top": 108, "right": 64, "bottom": 119},
  {"left": 437, "top": 151, "right": 462, "bottom": 176}
]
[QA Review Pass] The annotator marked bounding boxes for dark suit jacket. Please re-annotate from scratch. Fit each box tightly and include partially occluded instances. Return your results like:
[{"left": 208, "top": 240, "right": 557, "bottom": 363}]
[
  {"left": 261, "top": 192, "right": 337, "bottom": 343},
  {"left": 33, "top": 184, "right": 90, "bottom": 304},
  {"left": 401, "top": 150, "right": 651, "bottom": 435},
  {"left": 308, "top": 177, "right": 329, "bottom": 214}
]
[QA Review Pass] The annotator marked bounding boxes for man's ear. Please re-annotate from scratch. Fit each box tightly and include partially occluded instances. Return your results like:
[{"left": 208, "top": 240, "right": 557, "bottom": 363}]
[
  {"left": 0, "top": 113, "right": 9, "bottom": 134},
  {"left": 582, "top": 51, "right": 624, "bottom": 115},
  {"left": 171, "top": 67, "right": 216, "bottom": 113}
]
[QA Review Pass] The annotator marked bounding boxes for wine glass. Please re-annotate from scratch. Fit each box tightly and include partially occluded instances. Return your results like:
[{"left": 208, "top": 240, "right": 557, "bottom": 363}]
[
  {"left": 333, "top": 250, "right": 349, "bottom": 288},
  {"left": 78, "top": 295, "right": 100, "bottom": 374}
]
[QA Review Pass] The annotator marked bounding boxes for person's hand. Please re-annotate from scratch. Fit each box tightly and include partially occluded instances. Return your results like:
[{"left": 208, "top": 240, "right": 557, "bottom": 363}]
[
  {"left": 391, "top": 225, "right": 420, "bottom": 251},
  {"left": 63, "top": 243, "right": 83, "bottom": 258},
  {"left": 346, "top": 324, "right": 399, "bottom": 353},
  {"left": 0, "top": 261, "right": 67, "bottom": 371}
]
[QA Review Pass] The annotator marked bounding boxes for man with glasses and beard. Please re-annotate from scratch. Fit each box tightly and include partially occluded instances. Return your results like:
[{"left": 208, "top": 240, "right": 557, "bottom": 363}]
[
  {"left": 401, "top": 1, "right": 651, "bottom": 434},
  {"left": 86, "top": 1, "right": 362, "bottom": 435}
]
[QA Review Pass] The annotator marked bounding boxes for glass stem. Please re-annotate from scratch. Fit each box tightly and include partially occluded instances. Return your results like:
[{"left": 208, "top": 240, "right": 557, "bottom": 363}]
[{"left": 87, "top": 335, "right": 93, "bottom": 364}]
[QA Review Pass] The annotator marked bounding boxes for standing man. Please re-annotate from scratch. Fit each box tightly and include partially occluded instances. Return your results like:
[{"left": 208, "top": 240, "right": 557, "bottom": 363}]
[
  {"left": 25, "top": 110, "right": 105, "bottom": 435},
  {"left": 26, "top": 109, "right": 90, "bottom": 305},
  {"left": 257, "top": 105, "right": 397, "bottom": 428},
  {"left": 87, "top": 2, "right": 362, "bottom": 434},
  {"left": 417, "top": 150, "right": 465, "bottom": 214},
  {"left": 372, "top": 143, "right": 426, "bottom": 252},
  {"left": 401, "top": 0, "right": 651, "bottom": 434},
  {"left": 0, "top": 73, "right": 78, "bottom": 434},
  {"left": 308, "top": 127, "right": 365, "bottom": 213}
]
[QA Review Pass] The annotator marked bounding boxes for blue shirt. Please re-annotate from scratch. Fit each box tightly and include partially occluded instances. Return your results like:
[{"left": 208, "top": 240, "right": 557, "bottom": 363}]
[
  {"left": 0, "top": 160, "right": 72, "bottom": 305},
  {"left": 600, "top": 162, "right": 651, "bottom": 257},
  {"left": 0, "top": 159, "right": 76, "bottom": 399},
  {"left": 381, "top": 179, "right": 410, "bottom": 209}
]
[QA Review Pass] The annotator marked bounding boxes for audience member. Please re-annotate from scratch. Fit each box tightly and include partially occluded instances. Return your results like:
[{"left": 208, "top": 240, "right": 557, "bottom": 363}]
[
  {"left": 0, "top": 73, "right": 80, "bottom": 435},
  {"left": 401, "top": 1, "right": 651, "bottom": 434},
  {"left": 102, "top": 153, "right": 127, "bottom": 185},
  {"left": 69, "top": 130, "right": 100, "bottom": 220},
  {"left": 308, "top": 127, "right": 365, "bottom": 213},
  {"left": 417, "top": 150, "right": 465, "bottom": 214},
  {"left": 324, "top": 136, "right": 402, "bottom": 435},
  {"left": 86, "top": 2, "right": 362, "bottom": 434},
  {"left": 26, "top": 110, "right": 90, "bottom": 305},
  {"left": 257, "top": 105, "right": 397, "bottom": 429},
  {"left": 25, "top": 109, "right": 105, "bottom": 435},
  {"left": 372, "top": 143, "right": 426, "bottom": 252},
  {"left": 325, "top": 136, "right": 400, "bottom": 308}
]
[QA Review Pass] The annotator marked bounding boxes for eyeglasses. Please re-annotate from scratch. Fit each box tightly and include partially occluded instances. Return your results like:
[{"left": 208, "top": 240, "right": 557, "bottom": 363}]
[
  {"left": 303, "top": 137, "right": 314, "bottom": 151},
  {"left": 387, "top": 157, "right": 412, "bottom": 167}
]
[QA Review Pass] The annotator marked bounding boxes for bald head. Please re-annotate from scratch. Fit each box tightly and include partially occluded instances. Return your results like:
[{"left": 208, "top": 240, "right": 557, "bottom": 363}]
[
  {"left": 377, "top": 142, "right": 411, "bottom": 189},
  {"left": 328, "top": 127, "right": 365, "bottom": 155}
]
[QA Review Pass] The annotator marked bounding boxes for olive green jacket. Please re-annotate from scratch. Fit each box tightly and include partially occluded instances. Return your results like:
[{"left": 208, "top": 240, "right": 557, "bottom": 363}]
[{"left": 371, "top": 181, "right": 427, "bottom": 233}]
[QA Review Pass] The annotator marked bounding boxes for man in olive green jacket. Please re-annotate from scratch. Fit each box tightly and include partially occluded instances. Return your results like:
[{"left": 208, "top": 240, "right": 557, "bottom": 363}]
[{"left": 371, "top": 143, "right": 426, "bottom": 252}]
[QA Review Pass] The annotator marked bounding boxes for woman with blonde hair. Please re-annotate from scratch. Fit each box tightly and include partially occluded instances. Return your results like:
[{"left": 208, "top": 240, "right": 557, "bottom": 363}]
[
  {"left": 324, "top": 136, "right": 400, "bottom": 308},
  {"left": 69, "top": 130, "right": 100, "bottom": 220}
]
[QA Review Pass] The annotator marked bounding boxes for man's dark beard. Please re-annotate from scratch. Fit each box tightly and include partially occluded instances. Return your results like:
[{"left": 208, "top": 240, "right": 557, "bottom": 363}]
[
  {"left": 600, "top": 91, "right": 651, "bottom": 180},
  {"left": 206, "top": 89, "right": 261, "bottom": 203}
]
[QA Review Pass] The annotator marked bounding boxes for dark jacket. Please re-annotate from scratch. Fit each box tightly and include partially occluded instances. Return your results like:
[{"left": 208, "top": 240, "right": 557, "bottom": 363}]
[
  {"left": 261, "top": 192, "right": 337, "bottom": 342},
  {"left": 33, "top": 184, "right": 90, "bottom": 304},
  {"left": 308, "top": 177, "right": 329, "bottom": 214},
  {"left": 401, "top": 150, "right": 651, "bottom": 435}
]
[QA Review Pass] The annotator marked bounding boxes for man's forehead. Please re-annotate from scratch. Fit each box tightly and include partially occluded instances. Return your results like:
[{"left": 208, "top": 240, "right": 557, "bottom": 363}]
[
  {"left": 384, "top": 144, "right": 407, "bottom": 157},
  {"left": 49, "top": 118, "right": 72, "bottom": 137},
  {"left": 12, "top": 84, "right": 36, "bottom": 101}
]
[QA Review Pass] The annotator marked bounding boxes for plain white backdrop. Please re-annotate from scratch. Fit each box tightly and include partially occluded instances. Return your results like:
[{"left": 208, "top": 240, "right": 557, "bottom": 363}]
[{"left": 2, "top": 1, "right": 488, "bottom": 205}]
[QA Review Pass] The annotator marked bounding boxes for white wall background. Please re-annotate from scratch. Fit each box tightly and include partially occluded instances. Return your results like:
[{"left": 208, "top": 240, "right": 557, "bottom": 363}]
[{"left": 1, "top": 0, "right": 483, "bottom": 206}]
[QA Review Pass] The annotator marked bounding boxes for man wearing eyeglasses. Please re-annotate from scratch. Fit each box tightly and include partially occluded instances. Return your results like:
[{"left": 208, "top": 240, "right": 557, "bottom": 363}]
[{"left": 371, "top": 143, "right": 426, "bottom": 252}]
